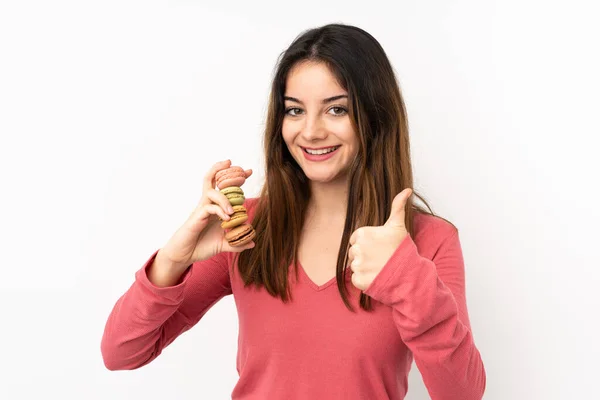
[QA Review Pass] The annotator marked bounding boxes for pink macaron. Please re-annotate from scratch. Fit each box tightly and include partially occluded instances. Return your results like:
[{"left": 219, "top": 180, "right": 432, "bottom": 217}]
[{"left": 215, "top": 166, "right": 247, "bottom": 189}]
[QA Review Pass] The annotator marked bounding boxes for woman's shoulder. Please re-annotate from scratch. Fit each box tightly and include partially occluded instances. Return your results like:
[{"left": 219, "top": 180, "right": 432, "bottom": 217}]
[
  {"left": 242, "top": 196, "right": 261, "bottom": 222},
  {"left": 241, "top": 199, "right": 456, "bottom": 232},
  {"left": 243, "top": 196, "right": 260, "bottom": 210},
  {"left": 412, "top": 211, "right": 458, "bottom": 246}
]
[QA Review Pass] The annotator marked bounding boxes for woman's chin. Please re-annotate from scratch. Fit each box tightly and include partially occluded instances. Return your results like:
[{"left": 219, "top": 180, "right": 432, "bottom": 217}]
[{"left": 304, "top": 170, "right": 346, "bottom": 184}]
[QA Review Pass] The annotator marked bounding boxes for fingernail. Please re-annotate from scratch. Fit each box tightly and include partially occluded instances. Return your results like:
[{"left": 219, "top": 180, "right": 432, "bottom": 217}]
[{"left": 228, "top": 206, "right": 234, "bottom": 213}]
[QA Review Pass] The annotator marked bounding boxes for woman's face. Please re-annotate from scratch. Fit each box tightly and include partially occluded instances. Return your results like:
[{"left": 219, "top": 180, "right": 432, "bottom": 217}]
[{"left": 282, "top": 61, "right": 359, "bottom": 184}]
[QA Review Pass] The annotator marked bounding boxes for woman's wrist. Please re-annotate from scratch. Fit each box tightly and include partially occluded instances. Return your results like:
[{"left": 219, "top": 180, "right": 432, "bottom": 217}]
[{"left": 147, "top": 250, "right": 190, "bottom": 287}]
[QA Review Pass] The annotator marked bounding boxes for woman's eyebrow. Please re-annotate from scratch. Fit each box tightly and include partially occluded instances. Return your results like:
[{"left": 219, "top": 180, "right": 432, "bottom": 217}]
[{"left": 283, "top": 94, "right": 348, "bottom": 104}]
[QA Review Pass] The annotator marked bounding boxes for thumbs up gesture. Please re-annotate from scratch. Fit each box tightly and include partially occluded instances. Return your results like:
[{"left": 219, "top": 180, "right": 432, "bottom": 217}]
[{"left": 347, "top": 188, "right": 413, "bottom": 291}]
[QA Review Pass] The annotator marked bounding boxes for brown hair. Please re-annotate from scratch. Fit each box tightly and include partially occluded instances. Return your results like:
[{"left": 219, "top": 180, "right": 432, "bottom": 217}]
[{"left": 235, "top": 23, "right": 455, "bottom": 312}]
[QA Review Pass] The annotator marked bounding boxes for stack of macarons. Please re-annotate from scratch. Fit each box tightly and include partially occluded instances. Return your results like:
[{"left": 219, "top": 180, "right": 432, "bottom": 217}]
[{"left": 215, "top": 165, "right": 256, "bottom": 247}]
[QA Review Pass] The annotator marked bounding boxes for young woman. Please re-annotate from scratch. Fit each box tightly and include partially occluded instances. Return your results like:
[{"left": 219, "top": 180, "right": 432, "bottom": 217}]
[{"left": 102, "top": 23, "right": 486, "bottom": 399}]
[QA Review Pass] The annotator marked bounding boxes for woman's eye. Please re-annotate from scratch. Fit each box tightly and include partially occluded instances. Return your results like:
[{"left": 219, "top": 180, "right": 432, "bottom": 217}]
[
  {"left": 285, "top": 107, "right": 303, "bottom": 116},
  {"left": 329, "top": 106, "right": 348, "bottom": 116},
  {"left": 284, "top": 106, "right": 347, "bottom": 116}
]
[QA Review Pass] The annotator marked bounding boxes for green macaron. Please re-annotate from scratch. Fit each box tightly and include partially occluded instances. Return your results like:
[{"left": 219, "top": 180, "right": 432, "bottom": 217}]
[{"left": 220, "top": 186, "right": 245, "bottom": 206}]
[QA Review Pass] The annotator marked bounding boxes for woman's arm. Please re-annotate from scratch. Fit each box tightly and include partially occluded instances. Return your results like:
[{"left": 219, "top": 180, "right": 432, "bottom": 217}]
[
  {"left": 364, "top": 230, "right": 486, "bottom": 400},
  {"left": 100, "top": 250, "right": 232, "bottom": 370}
]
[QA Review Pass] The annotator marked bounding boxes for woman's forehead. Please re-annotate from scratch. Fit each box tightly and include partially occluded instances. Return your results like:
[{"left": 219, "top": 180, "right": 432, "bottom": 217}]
[{"left": 285, "top": 62, "right": 346, "bottom": 101}]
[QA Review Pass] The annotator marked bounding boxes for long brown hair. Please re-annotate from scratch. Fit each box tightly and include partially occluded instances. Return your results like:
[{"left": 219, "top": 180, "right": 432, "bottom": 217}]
[{"left": 235, "top": 23, "right": 455, "bottom": 312}]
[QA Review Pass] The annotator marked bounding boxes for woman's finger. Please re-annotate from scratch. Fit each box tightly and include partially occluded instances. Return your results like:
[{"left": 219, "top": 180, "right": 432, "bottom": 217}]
[
  {"left": 202, "top": 159, "right": 231, "bottom": 195},
  {"left": 206, "top": 188, "right": 235, "bottom": 214},
  {"left": 195, "top": 203, "right": 231, "bottom": 223}
]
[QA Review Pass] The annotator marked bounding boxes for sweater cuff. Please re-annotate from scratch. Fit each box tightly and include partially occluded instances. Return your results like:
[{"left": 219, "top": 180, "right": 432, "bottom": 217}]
[
  {"left": 363, "top": 233, "right": 417, "bottom": 302},
  {"left": 134, "top": 249, "right": 193, "bottom": 303}
]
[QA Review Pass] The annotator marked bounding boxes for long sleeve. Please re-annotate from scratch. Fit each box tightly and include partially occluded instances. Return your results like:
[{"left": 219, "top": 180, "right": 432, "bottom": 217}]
[
  {"left": 363, "top": 230, "right": 486, "bottom": 400},
  {"left": 100, "top": 250, "right": 232, "bottom": 370}
]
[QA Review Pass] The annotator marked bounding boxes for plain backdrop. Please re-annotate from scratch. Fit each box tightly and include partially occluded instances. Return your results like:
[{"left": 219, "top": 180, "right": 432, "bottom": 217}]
[{"left": 1, "top": 1, "right": 598, "bottom": 399}]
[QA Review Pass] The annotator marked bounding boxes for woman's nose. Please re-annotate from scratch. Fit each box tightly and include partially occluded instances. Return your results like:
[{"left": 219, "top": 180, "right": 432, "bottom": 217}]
[{"left": 301, "top": 115, "right": 327, "bottom": 141}]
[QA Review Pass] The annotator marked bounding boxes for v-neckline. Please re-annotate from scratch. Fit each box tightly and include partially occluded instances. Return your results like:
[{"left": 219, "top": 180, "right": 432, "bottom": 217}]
[{"left": 297, "top": 261, "right": 351, "bottom": 291}]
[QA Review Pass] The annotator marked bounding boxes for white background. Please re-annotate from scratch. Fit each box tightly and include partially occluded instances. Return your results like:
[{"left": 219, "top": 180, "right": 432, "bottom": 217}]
[{"left": 1, "top": 1, "right": 598, "bottom": 399}]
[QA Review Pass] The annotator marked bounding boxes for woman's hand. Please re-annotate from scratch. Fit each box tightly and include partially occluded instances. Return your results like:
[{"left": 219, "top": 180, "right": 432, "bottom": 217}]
[
  {"left": 159, "top": 159, "right": 255, "bottom": 270},
  {"left": 347, "top": 189, "right": 413, "bottom": 291}
]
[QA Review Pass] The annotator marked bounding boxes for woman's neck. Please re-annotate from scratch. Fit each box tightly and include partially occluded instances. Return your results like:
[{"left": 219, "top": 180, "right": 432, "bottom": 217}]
[{"left": 306, "top": 177, "right": 348, "bottom": 223}]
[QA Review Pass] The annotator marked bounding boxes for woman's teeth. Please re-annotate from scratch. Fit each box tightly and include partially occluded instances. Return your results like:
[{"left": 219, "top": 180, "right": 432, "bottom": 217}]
[{"left": 304, "top": 146, "right": 339, "bottom": 155}]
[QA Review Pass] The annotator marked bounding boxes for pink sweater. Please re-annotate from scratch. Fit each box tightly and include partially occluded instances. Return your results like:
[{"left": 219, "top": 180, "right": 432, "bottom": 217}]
[{"left": 101, "top": 197, "right": 486, "bottom": 399}]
